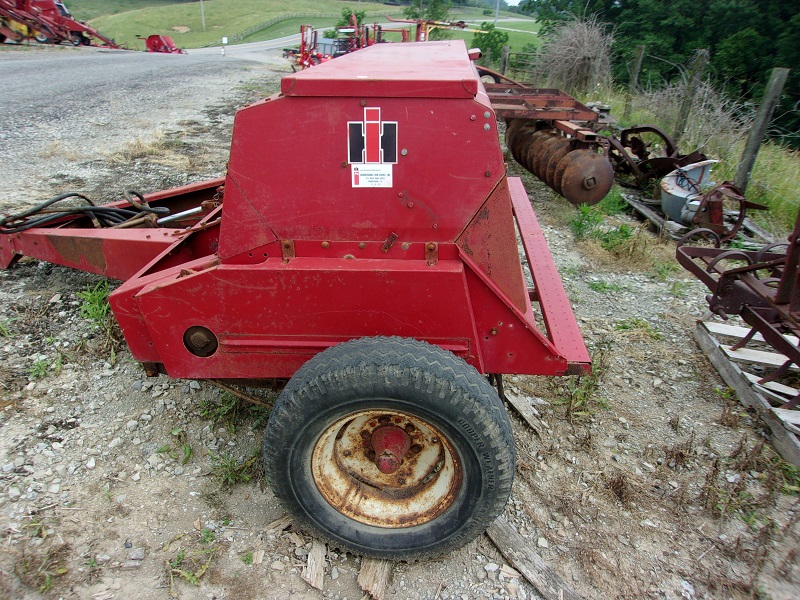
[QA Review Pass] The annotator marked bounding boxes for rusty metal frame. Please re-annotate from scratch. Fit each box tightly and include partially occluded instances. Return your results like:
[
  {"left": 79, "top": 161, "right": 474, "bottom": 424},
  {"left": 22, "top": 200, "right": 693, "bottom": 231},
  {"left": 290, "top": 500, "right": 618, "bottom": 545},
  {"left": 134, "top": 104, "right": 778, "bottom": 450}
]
[{"left": 677, "top": 214, "right": 800, "bottom": 409}]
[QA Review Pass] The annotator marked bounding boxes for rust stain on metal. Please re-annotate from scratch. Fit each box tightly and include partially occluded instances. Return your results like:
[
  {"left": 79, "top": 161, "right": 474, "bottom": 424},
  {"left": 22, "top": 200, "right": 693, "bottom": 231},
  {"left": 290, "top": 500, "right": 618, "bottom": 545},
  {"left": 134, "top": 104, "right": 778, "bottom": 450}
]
[
  {"left": 425, "top": 242, "right": 438, "bottom": 266},
  {"left": 311, "top": 410, "right": 462, "bottom": 528},
  {"left": 47, "top": 236, "right": 106, "bottom": 272},
  {"left": 281, "top": 240, "right": 295, "bottom": 261},
  {"left": 381, "top": 232, "right": 399, "bottom": 253}
]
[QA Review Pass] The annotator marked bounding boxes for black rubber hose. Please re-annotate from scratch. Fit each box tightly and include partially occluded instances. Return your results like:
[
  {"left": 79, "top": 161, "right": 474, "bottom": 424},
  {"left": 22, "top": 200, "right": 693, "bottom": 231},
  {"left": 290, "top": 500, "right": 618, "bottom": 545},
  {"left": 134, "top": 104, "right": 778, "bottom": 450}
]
[{"left": 0, "top": 191, "right": 169, "bottom": 234}]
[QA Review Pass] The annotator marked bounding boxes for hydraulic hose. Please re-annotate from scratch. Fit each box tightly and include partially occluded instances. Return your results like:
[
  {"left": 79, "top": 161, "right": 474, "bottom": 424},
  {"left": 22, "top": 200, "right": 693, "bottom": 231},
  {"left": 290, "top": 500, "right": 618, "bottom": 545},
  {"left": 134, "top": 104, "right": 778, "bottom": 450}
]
[{"left": 0, "top": 191, "right": 169, "bottom": 234}]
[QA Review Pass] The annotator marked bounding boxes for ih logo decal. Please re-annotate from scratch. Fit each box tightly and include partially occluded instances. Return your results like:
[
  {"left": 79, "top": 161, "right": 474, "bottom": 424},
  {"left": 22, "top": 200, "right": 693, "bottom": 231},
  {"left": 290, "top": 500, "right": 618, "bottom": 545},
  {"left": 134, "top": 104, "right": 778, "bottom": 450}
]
[{"left": 348, "top": 107, "right": 397, "bottom": 164}]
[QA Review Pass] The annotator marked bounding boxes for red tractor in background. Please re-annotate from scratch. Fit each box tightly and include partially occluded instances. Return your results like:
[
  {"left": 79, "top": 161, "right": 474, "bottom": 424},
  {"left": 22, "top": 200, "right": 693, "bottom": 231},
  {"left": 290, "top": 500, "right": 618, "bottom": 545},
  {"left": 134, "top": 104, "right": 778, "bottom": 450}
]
[
  {"left": 138, "top": 34, "right": 185, "bottom": 55},
  {"left": 0, "top": 0, "right": 119, "bottom": 47},
  {"left": 285, "top": 13, "right": 484, "bottom": 70}
]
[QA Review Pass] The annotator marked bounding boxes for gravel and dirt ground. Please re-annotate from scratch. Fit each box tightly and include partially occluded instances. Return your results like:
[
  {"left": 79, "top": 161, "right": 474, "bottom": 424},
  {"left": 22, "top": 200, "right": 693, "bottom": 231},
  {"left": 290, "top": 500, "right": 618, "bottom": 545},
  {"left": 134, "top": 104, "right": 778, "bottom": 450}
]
[{"left": 1, "top": 44, "right": 799, "bottom": 600}]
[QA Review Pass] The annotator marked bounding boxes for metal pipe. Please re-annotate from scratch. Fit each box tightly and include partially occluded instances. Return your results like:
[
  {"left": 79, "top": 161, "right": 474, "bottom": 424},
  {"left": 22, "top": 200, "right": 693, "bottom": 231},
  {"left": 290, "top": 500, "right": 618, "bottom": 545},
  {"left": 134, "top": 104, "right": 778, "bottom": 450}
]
[{"left": 156, "top": 206, "right": 204, "bottom": 226}]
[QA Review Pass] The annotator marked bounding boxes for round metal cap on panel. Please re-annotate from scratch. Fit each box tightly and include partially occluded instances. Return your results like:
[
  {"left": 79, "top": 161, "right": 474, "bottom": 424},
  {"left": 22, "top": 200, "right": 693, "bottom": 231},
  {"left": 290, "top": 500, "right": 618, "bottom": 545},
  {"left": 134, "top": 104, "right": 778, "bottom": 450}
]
[{"left": 183, "top": 326, "right": 219, "bottom": 358}]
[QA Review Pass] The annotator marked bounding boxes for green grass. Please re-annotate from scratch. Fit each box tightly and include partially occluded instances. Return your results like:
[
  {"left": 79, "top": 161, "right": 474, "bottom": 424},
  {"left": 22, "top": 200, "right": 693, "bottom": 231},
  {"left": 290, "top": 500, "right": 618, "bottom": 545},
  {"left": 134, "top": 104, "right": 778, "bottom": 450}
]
[
  {"left": 568, "top": 204, "right": 603, "bottom": 240},
  {"left": 80, "top": 1, "right": 528, "bottom": 50},
  {"left": 241, "top": 17, "right": 339, "bottom": 44},
  {"left": 77, "top": 281, "right": 110, "bottom": 324},
  {"left": 615, "top": 317, "right": 663, "bottom": 340},
  {"left": 69, "top": 0, "right": 180, "bottom": 21},
  {"left": 588, "top": 280, "right": 623, "bottom": 293},
  {"left": 88, "top": 0, "right": 404, "bottom": 49},
  {"left": 445, "top": 19, "right": 540, "bottom": 55},
  {"left": 29, "top": 358, "right": 49, "bottom": 380},
  {"left": 210, "top": 452, "right": 259, "bottom": 488}
]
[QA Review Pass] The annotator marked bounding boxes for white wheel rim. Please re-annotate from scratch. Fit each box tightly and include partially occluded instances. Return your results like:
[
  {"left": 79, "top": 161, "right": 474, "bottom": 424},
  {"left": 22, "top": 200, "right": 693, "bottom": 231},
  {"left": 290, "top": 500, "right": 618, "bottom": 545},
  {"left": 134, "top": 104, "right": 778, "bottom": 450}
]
[{"left": 311, "top": 409, "right": 462, "bottom": 528}]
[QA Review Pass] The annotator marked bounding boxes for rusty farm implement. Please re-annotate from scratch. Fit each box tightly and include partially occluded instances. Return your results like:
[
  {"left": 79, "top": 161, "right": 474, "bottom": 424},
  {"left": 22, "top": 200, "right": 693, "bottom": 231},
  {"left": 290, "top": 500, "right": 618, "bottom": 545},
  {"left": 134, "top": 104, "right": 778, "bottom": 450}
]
[{"left": 0, "top": 0, "right": 118, "bottom": 47}]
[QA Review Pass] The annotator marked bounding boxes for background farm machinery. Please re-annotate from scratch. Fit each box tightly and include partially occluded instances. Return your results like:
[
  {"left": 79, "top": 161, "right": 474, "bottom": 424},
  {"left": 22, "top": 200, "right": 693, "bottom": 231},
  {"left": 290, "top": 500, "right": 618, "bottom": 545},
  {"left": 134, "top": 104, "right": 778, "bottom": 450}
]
[
  {"left": 137, "top": 33, "right": 185, "bottom": 55},
  {"left": 285, "top": 14, "right": 485, "bottom": 70},
  {"left": 0, "top": 0, "right": 118, "bottom": 47},
  {"left": 487, "top": 72, "right": 764, "bottom": 241}
]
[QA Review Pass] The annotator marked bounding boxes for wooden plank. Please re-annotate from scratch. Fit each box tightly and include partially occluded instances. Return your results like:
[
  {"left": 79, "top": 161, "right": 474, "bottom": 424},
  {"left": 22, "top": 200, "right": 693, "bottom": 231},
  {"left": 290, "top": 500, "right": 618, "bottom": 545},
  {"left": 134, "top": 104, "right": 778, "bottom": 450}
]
[
  {"left": 622, "top": 195, "right": 669, "bottom": 232},
  {"left": 704, "top": 321, "right": 798, "bottom": 345},
  {"left": 302, "top": 539, "right": 326, "bottom": 591},
  {"left": 741, "top": 217, "right": 774, "bottom": 244},
  {"left": 721, "top": 345, "right": 798, "bottom": 370},
  {"left": 358, "top": 558, "right": 393, "bottom": 600},
  {"left": 773, "top": 408, "right": 800, "bottom": 427},
  {"left": 694, "top": 322, "right": 800, "bottom": 467},
  {"left": 487, "top": 516, "right": 584, "bottom": 600},
  {"left": 742, "top": 372, "right": 798, "bottom": 398},
  {"left": 264, "top": 515, "right": 292, "bottom": 535},
  {"left": 505, "top": 392, "right": 546, "bottom": 437}
]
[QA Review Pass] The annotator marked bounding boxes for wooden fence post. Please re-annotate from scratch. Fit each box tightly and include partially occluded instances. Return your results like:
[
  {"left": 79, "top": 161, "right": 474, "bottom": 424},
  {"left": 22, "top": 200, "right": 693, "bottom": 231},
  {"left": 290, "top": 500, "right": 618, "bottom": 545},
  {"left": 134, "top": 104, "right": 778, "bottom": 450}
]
[
  {"left": 735, "top": 67, "right": 791, "bottom": 193},
  {"left": 623, "top": 45, "right": 645, "bottom": 122},
  {"left": 673, "top": 49, "right": 709, "bottom": 146},
  {"left": 501, "top": 45, "right": 510, "bottom": 75}
]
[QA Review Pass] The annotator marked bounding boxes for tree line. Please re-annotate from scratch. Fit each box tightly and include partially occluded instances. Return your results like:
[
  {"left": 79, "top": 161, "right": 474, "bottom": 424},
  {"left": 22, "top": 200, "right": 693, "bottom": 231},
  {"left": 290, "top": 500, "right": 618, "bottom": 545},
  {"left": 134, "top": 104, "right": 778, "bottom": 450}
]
[{"left": 519, "top": 0, "right": 799, "bottom": 144}]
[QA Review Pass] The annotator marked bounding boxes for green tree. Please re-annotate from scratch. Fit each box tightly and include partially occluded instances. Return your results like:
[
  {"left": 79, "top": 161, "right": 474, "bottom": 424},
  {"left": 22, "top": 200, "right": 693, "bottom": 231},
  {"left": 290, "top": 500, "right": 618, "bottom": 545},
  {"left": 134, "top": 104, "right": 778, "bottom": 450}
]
[
  {"left": 404, "top": 0, "right": 453, "bottom": 40},
  {"left": 521, "top": 0, "right": 799, "bottom": 146},
  {"left": 403, "top": 0, "right": 451, "bottom": 22},
  {"left": 471, "top": 23, "right": 509, "bottom": 66},
  {"left": 336, "top": 7, "right": 366, "bottom": 30}
]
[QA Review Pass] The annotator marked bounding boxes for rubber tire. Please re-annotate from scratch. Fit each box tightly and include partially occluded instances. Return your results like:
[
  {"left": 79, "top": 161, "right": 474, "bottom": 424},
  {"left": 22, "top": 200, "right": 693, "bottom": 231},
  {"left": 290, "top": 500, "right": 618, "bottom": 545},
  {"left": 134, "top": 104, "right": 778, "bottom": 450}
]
[{"left": 263, "top": 336, "right": 515, "bottom": 560}]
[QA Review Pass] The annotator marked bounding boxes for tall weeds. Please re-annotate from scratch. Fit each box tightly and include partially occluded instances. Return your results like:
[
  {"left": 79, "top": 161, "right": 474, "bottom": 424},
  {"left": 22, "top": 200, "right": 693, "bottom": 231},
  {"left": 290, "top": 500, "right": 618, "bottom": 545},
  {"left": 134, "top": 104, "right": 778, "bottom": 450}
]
[{"left": 526, "top": 16, "right": 613, "bottom": 97}]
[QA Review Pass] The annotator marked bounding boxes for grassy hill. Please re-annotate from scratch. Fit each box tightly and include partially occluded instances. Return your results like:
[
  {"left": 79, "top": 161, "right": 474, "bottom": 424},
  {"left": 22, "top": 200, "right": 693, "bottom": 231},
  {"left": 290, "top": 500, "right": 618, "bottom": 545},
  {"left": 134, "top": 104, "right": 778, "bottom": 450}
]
[
  {"left": 65, "top": 0, "right": 531, "bottom": 49},
  {"left": 80, "top": 1, "right": 396, "bottom": 48},
  {"left": 67, "top": 1, "right": 191, "bottom": 21}
]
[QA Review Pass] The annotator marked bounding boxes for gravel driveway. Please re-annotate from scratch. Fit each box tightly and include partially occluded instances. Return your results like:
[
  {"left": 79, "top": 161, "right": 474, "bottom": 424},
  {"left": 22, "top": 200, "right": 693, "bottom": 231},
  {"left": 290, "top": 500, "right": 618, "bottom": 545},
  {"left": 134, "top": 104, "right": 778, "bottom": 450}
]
[{"left": 0, "top": 44, "right": 283, "bottom": 213}]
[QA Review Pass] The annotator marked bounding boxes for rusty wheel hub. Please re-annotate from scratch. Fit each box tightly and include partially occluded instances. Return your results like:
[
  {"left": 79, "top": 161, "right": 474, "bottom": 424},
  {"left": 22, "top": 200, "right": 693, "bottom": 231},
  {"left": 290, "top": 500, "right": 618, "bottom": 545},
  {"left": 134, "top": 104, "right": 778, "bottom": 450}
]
[{"left": 311, "top": 410, "right": 462, "bottom": 528}]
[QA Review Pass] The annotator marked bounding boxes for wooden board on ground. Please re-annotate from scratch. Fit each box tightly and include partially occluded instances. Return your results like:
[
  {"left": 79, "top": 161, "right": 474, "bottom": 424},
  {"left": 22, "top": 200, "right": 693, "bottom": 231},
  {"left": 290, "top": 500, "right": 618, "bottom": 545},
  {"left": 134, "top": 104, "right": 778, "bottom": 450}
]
[
  {"left": 694, "top": 321, "right": 800, "bottom": 467},
  {"left": 505, "top": 391, "right": 546, "bottom": 437},
  {"left": 704, "top": 321, "right": 799, "bottom": 346},
  {"left": 742, "top": 372, "right": 798, "bottom": 401},
  {"left": 358, "top": 557, "right": 393, "bottom": 600},
  {"left": 487, "top": 516, "right": 584, "bottom": 600},
  {"left": 302, "top": 539, "right": 326, "bottom": 590},
  {"left": 622, "top": 194, "right": 677, "bottom": 238},
  {"left": 721, "top": 344, "right": 799, "bottom": 371}
]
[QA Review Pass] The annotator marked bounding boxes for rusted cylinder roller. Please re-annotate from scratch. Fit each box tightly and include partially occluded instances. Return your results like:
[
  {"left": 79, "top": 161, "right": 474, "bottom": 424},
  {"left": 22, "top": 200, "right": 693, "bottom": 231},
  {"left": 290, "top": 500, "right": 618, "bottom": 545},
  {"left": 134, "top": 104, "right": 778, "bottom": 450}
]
[
  {"left": 557, "top": 149, "right": 614, "bottom": 206},
  {"left": 544, "top": 139, "right": 573, "bottom": 189},
  {"left": 505, "top": 119, "right": 529, "bottom": 148},
  {"left": 532, "top": 136, "right": 565, "bottom": 179},
  {"left": 506, "top": 120, "right": 613, "bottom": 205},
  {"left": 523, "top": 131, "right": 552, "bottom": 174},
  {"left": 509, "top": 126, "right": 539, "bottom": 166}
]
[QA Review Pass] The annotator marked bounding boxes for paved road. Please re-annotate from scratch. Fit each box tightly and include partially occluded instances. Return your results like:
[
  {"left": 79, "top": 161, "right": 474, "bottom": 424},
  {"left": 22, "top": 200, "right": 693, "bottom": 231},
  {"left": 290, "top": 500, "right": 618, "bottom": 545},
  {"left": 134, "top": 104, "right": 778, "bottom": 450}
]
[
  {"left": 0, "top": 44, "right": 286, "bottom": 209},
  {"left": 191, "top": 34, "right": 300, "bottom": 62}
]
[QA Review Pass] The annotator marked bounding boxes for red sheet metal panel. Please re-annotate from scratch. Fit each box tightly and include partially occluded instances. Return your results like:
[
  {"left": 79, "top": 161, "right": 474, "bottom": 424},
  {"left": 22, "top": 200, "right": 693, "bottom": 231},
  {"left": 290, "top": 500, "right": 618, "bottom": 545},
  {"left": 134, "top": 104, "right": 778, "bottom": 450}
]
[
  {"left": 219, "top": 94, "right": 502, "bottom": 258},
  {"left": 0, "top": 228, "right": 175, "bottom": 280},
  {"left": 125, "top": 258, "right": 481, "bottom": 379},
  {"left": 507, "top": 177, "right": 590, "bottom": 369},
  {"left": 281, "top": 40, "right": 479, "bottom": 98},
  {"left": 456, "top": 177, "right": 528, "bottom": 313}
]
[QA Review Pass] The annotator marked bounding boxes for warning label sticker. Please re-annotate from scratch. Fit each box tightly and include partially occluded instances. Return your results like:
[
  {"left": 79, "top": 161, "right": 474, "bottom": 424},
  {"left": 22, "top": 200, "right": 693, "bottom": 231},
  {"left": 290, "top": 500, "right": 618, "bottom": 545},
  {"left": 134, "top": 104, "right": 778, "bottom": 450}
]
[{"left": 351, "top": 164, "right": 393, "bottom": 188}]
